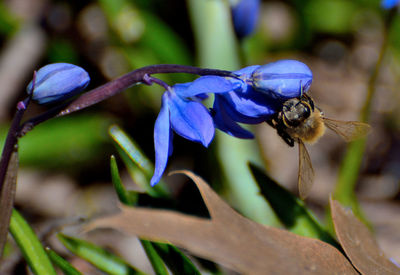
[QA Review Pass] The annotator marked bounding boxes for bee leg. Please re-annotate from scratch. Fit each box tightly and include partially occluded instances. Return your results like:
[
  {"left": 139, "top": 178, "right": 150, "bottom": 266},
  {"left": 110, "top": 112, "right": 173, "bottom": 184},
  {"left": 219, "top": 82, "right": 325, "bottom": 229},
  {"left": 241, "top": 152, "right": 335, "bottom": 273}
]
[
  {"left": 277, "top": 129, "right": 295, "bottom": 147},
  {"left": 266, "top": 118, "right": 295, "bottom": 147}
]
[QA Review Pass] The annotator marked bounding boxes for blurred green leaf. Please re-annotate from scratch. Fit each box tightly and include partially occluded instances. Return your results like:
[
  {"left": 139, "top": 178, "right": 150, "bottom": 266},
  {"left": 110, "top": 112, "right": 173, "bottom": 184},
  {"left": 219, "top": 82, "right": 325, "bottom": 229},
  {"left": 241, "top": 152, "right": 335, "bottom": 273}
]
[
  {"left": 46, "top": 248, "right": 82, "bottom": 275},
  {"left": 109, "top": 124, "right": 169, "bottom": 198},
  {"left": 47, "top": 39, "right": 79, "bottom": 64},
  {"left": 13, "top": 114, "right": 111, "bottom": 169},
  {"left": 9, "top": 209, "right": 57, "bottom": 275},
  {"left": 304, "top": 0, "right": 357, "bottom": 34},
  {"left": 58, "top": 234, "right": 146, "bottom": 275},
  {"left": 249, "top": 164, "right": 340, "bottom": 248},
  {"left": 152, "top": 242, "right": 201, "bottom": 275},
  {"left": 0, "top": 3, "right": 19, "bottom": 35}
]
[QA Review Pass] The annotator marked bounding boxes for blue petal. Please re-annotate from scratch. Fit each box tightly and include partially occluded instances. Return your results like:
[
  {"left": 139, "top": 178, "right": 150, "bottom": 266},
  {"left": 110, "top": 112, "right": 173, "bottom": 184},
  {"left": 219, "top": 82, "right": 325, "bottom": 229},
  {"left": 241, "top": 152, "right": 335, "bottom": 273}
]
[
  {"left": 251, "top": 59, "right": 312, "bottom": 99},
  {"left": 215, "top": 94, "right": 268, "bottom": 124},
  {"left": 218, "top": 84, "right": 279, "bottom": 123},
  {"left": 213, "top": 96, "right": 254, "bottom": 139},
  {"left": 167, "top": 90, "right": 214, "bottom": 147},
  {"left": 234, "top": 65, "right": 261, "bottom": 79},
  {"left": 381, "top": 0, "right": 399, "bottom": 9},
  {"left": 151, "top": 93, "right": 172, "bottom": 186},
  {"left": 174, "top": 76, "right": 242, "bottom": 98},
  {"left": 27, "top": 63, "right": 90, "bottom": 104},
  {"left": 231, "top": 0, "right": 260, "bottom": 39}
]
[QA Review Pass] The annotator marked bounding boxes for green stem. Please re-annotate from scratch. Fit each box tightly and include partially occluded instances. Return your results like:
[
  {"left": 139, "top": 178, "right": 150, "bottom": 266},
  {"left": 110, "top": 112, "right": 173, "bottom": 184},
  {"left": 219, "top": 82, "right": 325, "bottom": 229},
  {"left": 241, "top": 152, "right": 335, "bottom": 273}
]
[{"left": 334, "top": 10, "right": 396, "bottom": 221}]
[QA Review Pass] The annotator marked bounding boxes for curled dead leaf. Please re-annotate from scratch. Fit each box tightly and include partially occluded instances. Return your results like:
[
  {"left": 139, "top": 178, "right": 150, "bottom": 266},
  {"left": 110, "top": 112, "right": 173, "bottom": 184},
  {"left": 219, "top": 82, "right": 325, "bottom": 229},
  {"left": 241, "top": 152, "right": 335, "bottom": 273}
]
[
  {"left": 330, "top": 198, "right": 400, "bottom": 275},
  {"left": 85, "top": 170, "right": 357, "bottom": 274}
]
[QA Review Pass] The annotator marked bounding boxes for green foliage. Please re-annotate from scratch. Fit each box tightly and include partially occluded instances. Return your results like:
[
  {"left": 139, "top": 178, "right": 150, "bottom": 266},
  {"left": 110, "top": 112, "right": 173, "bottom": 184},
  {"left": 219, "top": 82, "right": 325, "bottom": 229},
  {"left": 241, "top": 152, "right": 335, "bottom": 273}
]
[
  {"left": 58, "top": 234, "right": 146, "bottom": 275},
  {"left": 9, "top": 209, "right": 57, "bottom": 275},
  {"left": 249, "top": 164, "right": 339, "bottom": 248},
  {"left": 109, "top": 124, "right": 169, "bottom": 198},
  {"left": 46, "top": 248, "right": 83, "bottom": 275},
  {"left": 16, "top": 115, "right": 111, "bottom": 169}
]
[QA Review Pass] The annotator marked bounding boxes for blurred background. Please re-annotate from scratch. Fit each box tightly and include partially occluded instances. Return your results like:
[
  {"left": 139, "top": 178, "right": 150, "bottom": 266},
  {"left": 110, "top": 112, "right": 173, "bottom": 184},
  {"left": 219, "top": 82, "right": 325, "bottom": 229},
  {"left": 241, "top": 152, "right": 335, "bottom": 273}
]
[{"left": 1, "top": 0, "right": 400, "bottom": 273}]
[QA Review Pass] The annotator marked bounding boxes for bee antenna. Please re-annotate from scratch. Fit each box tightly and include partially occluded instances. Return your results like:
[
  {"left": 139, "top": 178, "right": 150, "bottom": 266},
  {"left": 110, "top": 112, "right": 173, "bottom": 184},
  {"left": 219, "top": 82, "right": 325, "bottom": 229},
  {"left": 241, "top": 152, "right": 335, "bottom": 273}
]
[{"left": 299, "top": 81, "right": 304, "bottom": 97}]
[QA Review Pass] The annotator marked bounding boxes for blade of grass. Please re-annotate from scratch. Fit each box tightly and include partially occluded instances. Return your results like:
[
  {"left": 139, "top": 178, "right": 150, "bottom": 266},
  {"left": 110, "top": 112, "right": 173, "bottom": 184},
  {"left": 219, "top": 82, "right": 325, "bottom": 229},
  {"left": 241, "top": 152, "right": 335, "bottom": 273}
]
[
  {"left": 152, "top": 242, "right": 201, "bottom": 275},
  {"left": 46, "top": 247, "right": 82, "bottom": 275},
  {"left": 58, "top": 234, "right": 146, "bottom": 275},
  {"left": 9, "top": 209, "right": 57, "bottom": 275},
  {"left": 109, "top": 125, "right": 169, "bottom": 198},
  {"left": 140, "top": 241, "right": 169, "bottom": 275},
  {"left": 110, "top": 155, "right": 137, "bottom": 205}
]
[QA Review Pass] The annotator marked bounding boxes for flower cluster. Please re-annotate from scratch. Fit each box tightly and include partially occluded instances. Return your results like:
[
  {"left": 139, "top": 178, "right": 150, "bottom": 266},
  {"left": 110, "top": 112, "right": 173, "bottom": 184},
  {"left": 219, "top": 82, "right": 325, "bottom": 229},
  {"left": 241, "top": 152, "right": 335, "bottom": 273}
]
[
  {"left": 151, "top": 59, "right": 312, "bottom": 186},
  {"left": 25, "top": 60, "right": 312, "bottom": 187}
]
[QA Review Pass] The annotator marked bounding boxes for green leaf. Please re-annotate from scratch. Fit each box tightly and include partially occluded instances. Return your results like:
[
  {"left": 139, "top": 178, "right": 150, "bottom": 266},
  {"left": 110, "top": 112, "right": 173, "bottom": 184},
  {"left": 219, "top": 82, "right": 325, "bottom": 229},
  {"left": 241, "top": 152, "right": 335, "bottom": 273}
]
[
  {"left": 110, "top": 155, "right": 137, "bottom": 205},
  {"left": 304, "top": 0, "right": 357, "bottom": 34},
  {"left": 249, "top": 163, "right": 340, "bottom": 248},
  {"left": 152, "top": 242, "right": 201, "bottom": 275},
  {"left": 46, "top": 248, "right": 82, "bottom": 275},
  {"left": 17, "top": 114, "right": 111, "bottom": 169},
  {"left": 109, "top": 124, "right": 169, "bottom": 198},
  {"left": 9, "top": 209, "right": 57, "bottom": 275},
  {"left": 58, "top": 234, "right": 146, "bottom": 275}
]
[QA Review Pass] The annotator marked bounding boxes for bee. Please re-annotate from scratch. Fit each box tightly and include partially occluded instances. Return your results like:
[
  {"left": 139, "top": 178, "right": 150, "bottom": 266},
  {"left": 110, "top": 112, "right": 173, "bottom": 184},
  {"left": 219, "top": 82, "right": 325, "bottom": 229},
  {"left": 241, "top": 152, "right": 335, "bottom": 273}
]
[{"left": 267, "top": 93, "right": 371, "bottom": 199}]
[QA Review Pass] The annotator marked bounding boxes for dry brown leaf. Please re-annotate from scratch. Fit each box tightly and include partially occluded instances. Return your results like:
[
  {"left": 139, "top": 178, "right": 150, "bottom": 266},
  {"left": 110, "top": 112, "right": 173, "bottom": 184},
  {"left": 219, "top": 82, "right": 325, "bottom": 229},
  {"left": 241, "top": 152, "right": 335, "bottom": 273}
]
[
  {"left": 85, "top": 171, "right": 357, "bottom": 274},
  {"left": 330, "top": 198, "right": 400, "bottom": 275}
]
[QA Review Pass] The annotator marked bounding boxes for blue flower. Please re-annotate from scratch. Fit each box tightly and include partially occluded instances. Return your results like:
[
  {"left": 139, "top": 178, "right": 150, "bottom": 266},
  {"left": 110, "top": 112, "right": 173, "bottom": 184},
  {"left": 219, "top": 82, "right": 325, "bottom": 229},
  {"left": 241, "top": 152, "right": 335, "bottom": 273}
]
[
  {"left": 381, "top": 0, "right": 399, "bottom": 9},
  {"left": 251, "top": 59, "right": 313, "bottom": 100},
  {"left": 151, "top": 59, "right": 313, "bottom": 185},
  {"left": 231, "top": 0, "right": 260, "bottom": 39},
  {"left": 27, "top": 63, "right": 90, "bottom": 104},
  {"left": 212, "top": 60, "right": 312, "bottom": 138},
  {"left": 151, "top": 84, "right": 215, "bottom": 186}
]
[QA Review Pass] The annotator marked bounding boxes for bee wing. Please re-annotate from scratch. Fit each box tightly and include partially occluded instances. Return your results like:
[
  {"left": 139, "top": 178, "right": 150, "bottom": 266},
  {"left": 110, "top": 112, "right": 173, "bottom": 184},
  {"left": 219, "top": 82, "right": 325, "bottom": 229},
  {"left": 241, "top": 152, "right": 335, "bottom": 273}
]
[
  {"left": 323, "top": 118, "right": 371, "bottom": 142},
  {"left": 298, "top": 140, "right": 315, "bottom": 199}
]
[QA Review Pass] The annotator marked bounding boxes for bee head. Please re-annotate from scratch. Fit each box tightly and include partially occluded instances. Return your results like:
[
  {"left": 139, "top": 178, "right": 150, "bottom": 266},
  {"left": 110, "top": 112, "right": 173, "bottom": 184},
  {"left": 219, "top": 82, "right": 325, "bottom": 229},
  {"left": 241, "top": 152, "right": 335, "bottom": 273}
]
[{"left": 281, "top": 96, "right": 314, "bottom": 128}]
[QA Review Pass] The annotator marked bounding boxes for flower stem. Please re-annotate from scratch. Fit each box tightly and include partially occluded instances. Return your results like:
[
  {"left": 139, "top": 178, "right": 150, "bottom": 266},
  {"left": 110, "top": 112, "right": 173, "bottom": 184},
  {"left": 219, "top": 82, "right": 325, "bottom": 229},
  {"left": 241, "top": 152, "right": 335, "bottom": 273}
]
[{"left": 19, "top": 64, "right": 236, "bottom": 135}]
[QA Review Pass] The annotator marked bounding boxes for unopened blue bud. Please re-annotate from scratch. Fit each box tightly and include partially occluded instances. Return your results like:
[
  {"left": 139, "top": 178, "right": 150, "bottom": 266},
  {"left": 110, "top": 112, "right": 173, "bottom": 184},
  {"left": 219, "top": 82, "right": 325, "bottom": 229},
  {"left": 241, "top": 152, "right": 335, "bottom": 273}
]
[
  {"left": 27, "top": 63, "right": 90, "bottom": 104},
  {"left": 231, "top": 0, "right": 260, "bottom": 39},
  {"left": 251, "top": 59, "right": 313, "bottom": 99}
]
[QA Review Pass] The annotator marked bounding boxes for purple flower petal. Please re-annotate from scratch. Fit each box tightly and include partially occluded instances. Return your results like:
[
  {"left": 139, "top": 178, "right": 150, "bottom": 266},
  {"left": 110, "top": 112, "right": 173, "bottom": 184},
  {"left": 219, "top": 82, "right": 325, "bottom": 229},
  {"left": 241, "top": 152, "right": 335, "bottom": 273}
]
[
  {"left": 213, "top": 96, "right": 254, "bottom": 139},
  {"left": 151, "top": 94, "right": 172, "bottom": 186},
  {"left": 251, "top": 59, "right": 312, "bottom": 99},
  {"left": 167, "top": 91, "right": 214, "bottom": 147}
]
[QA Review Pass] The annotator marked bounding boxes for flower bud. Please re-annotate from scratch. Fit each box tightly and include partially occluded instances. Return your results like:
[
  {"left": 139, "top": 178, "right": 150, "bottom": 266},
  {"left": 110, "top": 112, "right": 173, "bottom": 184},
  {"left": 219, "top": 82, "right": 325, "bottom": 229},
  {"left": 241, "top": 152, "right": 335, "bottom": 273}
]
[
  {"left": 27, "top": 63, "right": 90, "bottom": 104},
  {"left": 231, "top": 0, "right": 260, "bottom": 39},
  {"left": 251, "top": 60, "right": 313, "bottom": 100}
]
